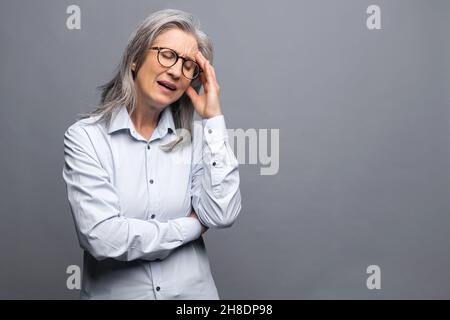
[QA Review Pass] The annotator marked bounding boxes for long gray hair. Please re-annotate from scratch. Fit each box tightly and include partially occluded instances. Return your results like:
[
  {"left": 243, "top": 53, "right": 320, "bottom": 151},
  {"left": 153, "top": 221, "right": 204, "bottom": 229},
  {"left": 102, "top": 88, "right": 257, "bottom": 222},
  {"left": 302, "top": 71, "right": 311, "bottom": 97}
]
[{"left": 78, "top": 9, "right": 213, "bottom": 151}]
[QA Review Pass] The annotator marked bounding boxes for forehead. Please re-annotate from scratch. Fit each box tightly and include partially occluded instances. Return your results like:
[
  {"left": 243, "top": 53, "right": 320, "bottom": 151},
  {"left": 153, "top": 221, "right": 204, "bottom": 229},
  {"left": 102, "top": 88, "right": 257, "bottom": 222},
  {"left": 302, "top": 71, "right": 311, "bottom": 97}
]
[{"left": 153, "top": 29, "right": 198, "bottom": 56}]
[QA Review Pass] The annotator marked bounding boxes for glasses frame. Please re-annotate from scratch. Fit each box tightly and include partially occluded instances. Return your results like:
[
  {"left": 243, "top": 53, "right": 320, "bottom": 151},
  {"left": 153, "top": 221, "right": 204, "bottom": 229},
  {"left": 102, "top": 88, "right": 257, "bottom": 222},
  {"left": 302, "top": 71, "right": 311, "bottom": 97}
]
[{"left": 149, "top": 46, "right": 202, "bottom": 80}]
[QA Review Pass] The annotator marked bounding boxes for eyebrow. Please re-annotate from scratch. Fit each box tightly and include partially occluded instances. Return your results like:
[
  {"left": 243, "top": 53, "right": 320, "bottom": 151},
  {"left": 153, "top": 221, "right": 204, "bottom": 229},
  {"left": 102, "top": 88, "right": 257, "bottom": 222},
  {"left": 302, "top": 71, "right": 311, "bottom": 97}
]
[
  {"left": 178, "top": 50, "right": 195, "bottom": 61},
  {"left": 155, "top": 45, "right": 196, "bottom": 61}
]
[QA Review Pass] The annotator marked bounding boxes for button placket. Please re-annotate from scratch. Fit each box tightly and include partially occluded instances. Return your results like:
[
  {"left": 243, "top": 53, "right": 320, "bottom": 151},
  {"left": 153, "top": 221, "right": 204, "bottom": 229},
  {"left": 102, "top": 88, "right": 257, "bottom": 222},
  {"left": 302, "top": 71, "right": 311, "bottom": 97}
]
[
  {"left": 149, "top": 262, "right": 162, "bottom": 299},
  {"left": 145, "top": 142, "right": 156, "bottom": 220},
  {"left": 146, "top": 141, "right": 162, "bottom": 221}
]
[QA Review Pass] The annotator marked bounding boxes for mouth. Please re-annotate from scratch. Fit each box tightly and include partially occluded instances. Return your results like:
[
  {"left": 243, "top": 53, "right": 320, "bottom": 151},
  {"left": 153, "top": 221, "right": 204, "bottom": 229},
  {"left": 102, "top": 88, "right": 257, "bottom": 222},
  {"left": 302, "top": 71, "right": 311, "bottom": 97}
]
[{"left": 157, "top": 80, "right": 177, "bottom": 91}]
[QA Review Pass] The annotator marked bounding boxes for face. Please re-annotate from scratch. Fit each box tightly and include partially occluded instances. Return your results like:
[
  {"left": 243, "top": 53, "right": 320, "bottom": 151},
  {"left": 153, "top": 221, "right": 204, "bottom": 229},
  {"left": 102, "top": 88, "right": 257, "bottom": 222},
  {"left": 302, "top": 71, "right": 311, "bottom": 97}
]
[{"left": 131, "top": 28, "right": 199, "bottom": 110}]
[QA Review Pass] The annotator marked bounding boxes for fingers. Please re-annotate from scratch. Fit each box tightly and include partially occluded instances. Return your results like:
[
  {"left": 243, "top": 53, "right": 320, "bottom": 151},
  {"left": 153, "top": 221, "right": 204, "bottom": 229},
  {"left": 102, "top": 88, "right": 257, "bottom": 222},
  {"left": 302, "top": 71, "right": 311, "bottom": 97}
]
[
  {"left": 208, "top": 64, "right": 219, "bottom": 93},
  {"left": 209, "top": 63, "right": 217, "bottom": 81},
  {"left": 196, "top": 51, "right": 219, "bottom": 92},
  {"left": 195, "top": 51, "right": 208, "bottom": 72},
  {"left": 205, "top": 61, "right": 214, "bottom": 87},
  {"left": 185, "top": 86, "right": 200, "bottom": 104},
  {"left": 196, "top": 52, "right": 213, "bottom": 81},
  {"left": 200, "top": 70, "right": 207, "bottom": 89},
  {"left": 189, "top": 211, "right": 207, "bottom": 234},
  {"left": 204, "top": 61, "right": 219, "bottom": 93}
]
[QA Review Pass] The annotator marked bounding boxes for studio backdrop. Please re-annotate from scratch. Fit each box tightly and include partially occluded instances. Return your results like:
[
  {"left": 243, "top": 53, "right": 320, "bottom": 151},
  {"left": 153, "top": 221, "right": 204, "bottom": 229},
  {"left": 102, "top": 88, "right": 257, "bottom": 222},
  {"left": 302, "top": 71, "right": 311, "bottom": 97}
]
[{"left": 0, "top": 0, "right": 449, "bottom": 299}]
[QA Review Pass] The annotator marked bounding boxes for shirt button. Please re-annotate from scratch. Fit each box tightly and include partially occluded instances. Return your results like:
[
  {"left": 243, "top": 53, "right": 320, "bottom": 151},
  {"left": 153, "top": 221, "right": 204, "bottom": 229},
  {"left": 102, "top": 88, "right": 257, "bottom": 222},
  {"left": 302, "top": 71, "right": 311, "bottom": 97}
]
[
  {"left": 151, "top": 214, "right": 155, "bottom": 219},
  {"left": 208, "top": 128, "right": 212, "bottom": 134},
  {"left": 212, "top": 161, "right": 216, "bottom": 166},
  {"left": 147, "top": 145, "right": 151, "bottom": 149},
  {"left": 149, "top": 179, "right": 154, "bottom": 184},
  {"left": 156, "top": 286, "right": 161, "bottom": 291}
]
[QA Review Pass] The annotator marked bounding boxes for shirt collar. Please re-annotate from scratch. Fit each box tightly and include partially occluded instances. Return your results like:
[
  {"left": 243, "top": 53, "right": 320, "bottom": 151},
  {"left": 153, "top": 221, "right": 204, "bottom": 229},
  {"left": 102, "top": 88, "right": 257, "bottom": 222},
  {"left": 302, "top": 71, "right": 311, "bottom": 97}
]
[{"left": 108, "top": 105, "right": 176, "bottom": 139}]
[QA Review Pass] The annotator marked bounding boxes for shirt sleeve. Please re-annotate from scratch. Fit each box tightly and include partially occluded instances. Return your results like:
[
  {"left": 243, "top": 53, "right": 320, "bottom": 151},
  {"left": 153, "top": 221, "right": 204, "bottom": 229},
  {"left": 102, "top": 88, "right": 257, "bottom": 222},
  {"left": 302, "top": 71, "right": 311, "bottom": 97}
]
[
  {"left": 191, "top": 115, "right": 242, "bottom": 228},
  {"left": 62, "top": 124, "right": 202, "bottom": 262}
]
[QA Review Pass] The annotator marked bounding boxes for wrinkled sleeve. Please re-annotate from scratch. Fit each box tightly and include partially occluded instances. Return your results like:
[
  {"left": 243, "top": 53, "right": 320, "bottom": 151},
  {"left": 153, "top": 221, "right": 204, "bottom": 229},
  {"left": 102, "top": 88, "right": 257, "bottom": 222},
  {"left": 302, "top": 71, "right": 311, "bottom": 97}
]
[
  {"left": 191, "top": 115, "right": 242, "bottom": 229},
  {"left": 62, "top": 124, "right": 202, "bottom": 262}
]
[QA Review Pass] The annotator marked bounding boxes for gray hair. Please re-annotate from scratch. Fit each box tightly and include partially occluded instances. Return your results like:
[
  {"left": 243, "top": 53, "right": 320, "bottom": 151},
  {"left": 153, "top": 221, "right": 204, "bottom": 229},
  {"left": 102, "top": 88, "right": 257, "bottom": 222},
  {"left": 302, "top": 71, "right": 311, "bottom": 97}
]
[{"left": 78, "top": 9, "right": 213, "bottom": 151}]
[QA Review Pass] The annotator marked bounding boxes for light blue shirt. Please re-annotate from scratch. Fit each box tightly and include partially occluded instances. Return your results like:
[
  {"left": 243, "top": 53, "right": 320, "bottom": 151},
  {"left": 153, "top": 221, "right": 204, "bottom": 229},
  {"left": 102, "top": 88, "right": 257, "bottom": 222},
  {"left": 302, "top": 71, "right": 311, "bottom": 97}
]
[{"left": 62, "top": 104, "right": 241, "bottom": 299}]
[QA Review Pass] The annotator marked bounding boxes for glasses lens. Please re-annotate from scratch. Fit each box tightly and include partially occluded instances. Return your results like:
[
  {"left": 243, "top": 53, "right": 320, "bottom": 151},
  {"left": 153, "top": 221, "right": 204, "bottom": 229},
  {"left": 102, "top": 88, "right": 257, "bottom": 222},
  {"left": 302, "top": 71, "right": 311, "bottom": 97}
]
[
  {"left": 183, "top": 60, "right": 200, "bottom": 80},
  {"left": 158, "top": 49, "right": 177, "bottom": 67}
]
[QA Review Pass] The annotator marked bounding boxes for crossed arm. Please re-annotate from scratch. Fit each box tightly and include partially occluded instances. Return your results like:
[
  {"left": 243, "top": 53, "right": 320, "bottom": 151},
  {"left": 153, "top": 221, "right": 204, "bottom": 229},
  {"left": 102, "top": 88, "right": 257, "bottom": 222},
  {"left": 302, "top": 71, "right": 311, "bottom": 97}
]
[{"left": 62, "top": 116, "right": 241, "bottom": 262}]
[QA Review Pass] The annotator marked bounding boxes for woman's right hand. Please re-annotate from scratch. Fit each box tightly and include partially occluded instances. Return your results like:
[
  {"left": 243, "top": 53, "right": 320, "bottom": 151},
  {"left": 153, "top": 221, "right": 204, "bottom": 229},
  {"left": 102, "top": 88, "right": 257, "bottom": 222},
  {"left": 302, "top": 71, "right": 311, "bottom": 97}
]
[{"left": 189, "top": 210, "right": 208, "bottom": 235}]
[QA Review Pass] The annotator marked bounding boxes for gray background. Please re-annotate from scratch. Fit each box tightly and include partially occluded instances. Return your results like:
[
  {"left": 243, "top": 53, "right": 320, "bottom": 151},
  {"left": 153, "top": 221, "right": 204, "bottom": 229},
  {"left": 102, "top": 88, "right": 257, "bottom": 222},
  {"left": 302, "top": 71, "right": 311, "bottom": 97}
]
[{"left": 0, "top": 0, "right": 449, "bottom": 299}]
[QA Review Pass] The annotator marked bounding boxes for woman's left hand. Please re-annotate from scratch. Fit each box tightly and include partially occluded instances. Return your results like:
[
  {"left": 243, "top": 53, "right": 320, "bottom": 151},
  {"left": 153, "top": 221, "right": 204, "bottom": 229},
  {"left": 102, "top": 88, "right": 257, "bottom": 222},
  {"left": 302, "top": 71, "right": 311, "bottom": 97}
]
[
  {"left": 185, "top": 51, "right": 223, "bottom": 119},
  {"left": 190, "top": 210, "right": 209, "bottom": 235}
]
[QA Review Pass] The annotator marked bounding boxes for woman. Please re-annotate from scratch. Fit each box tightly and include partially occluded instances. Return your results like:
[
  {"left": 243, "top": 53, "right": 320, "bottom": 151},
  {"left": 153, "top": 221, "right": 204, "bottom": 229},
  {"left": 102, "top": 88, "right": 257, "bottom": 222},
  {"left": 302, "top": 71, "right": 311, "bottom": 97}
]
[{"left": 62, "top": 9, "right": 241, "bottom": 299}]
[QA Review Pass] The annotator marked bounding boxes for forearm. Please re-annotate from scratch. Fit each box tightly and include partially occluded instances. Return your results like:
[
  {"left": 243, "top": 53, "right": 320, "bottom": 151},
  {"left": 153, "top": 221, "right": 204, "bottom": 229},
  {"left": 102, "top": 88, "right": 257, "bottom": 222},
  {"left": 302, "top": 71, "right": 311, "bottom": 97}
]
[
  {"left": 74, "top": 213, "right": 202, "bottom": 262},
  {"left": 191, "top": 116, "right": 242, "bottom": 228}
]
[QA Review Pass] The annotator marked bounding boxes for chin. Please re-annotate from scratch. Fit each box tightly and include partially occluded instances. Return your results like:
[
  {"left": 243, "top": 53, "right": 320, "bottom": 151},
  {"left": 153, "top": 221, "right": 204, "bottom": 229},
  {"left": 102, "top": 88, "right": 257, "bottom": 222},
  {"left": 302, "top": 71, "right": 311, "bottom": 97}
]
[
  {"left": 149, "top": 88, "right": 184, "bottom": 107},
  {"left": 164, "top": 93, "right": 185, "bottom": 104}
]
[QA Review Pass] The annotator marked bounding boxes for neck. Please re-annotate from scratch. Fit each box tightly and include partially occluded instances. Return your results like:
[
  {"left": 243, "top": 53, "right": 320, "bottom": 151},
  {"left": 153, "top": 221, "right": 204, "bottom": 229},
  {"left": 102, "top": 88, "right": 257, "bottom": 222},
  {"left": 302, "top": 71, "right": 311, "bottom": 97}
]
[
  {"left": 128, "top": 97, "right": 163, "bottom": 133},
  {"left": 126, "top": 94, "right": 167, "bottom": 141}
]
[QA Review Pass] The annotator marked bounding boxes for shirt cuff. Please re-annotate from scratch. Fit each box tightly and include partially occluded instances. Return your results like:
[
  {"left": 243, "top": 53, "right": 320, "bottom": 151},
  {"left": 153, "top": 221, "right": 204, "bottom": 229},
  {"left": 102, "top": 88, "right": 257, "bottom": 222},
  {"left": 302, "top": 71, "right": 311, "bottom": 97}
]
[
  {"left": 173, "top": 217, "right": 202, "bottom": 243},
  {"left": 202, "top": 115, "right": 228, "bottom": 144}
]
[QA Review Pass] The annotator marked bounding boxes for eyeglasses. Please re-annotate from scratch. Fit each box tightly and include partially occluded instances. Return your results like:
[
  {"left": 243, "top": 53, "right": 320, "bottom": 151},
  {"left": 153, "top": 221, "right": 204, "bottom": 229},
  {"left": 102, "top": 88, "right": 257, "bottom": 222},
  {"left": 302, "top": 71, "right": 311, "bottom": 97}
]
[{"left": 150, "top": 46, "right": 202, "bottom": 80}]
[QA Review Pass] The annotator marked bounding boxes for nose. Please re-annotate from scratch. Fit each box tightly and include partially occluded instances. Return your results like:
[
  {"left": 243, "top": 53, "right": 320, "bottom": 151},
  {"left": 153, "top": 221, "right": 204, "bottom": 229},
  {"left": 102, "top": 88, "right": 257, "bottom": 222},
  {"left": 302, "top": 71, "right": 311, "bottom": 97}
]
[{"left": 166, "top": 59, "right": 183, "bottom": 79}]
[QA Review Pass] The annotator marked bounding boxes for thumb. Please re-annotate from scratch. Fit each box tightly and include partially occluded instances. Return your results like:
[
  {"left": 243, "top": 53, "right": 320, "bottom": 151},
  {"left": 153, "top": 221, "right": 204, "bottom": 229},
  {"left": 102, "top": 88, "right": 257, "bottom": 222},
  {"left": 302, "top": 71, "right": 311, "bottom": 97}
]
[{"left": 185, "top": 86, "right": 200, "bottom": 105}]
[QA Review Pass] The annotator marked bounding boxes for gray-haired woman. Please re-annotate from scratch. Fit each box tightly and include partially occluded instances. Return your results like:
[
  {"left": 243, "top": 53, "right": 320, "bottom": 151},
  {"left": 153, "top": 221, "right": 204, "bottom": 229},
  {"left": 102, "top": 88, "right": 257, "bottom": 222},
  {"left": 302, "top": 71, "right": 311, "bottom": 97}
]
[{"left": 62, "top": 9, "right": 241, "bottom": 299}]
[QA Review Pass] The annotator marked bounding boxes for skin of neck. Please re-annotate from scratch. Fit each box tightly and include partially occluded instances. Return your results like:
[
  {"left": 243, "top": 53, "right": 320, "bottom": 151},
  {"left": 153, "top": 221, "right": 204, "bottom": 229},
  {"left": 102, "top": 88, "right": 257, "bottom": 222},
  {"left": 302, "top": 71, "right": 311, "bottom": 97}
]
[
  {"left": 128, "top": 91, "right": 164, "bottom": 133},
  {"left": 127, "top": 92, "right": 168, "bottom": 142}
]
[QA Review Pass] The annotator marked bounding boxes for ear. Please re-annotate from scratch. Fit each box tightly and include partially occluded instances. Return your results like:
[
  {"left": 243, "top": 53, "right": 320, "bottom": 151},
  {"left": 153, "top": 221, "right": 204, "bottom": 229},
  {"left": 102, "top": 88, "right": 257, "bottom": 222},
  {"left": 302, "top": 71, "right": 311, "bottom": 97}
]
[{"left": 131, "top": 62, "right": 136, "bottom": 72}]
